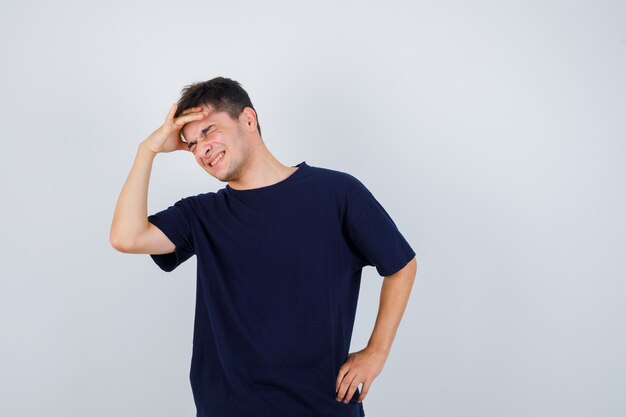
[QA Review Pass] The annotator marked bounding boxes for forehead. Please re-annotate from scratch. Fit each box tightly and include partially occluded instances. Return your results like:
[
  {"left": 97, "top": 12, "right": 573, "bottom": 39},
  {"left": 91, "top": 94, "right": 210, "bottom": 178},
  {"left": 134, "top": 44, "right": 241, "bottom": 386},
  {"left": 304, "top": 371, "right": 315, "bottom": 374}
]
[{"left": 181, "top": 105, "right": 230, "bottom": 139}]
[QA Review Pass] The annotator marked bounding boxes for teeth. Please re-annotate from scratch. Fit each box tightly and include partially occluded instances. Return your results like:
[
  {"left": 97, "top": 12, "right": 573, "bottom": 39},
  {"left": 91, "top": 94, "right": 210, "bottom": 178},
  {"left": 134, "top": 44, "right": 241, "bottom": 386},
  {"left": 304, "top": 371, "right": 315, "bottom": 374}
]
[{"left": 210, "top": 151, "right": 225, "bottom": 167}]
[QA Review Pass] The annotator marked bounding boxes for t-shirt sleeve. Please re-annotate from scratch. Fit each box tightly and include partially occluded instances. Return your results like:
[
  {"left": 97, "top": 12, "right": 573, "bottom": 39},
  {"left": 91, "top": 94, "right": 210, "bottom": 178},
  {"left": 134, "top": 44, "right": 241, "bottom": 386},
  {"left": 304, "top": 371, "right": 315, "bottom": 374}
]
[
  {"left": 147, "top": 198, "right": 195, "bottom": 272},
  {"left": 345, "top": 178, "right": 416, "bottom": 277}
]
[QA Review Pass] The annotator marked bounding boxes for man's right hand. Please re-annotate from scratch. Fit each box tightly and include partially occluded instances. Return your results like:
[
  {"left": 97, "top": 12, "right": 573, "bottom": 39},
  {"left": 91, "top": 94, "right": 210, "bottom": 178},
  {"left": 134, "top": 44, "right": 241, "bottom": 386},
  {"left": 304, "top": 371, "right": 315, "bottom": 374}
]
[
  {"left": 142, "top": 103, "right": 208, "bottom": 155},
  {"left": 110, "top": 103, "right": 208, "bottom": 254}
]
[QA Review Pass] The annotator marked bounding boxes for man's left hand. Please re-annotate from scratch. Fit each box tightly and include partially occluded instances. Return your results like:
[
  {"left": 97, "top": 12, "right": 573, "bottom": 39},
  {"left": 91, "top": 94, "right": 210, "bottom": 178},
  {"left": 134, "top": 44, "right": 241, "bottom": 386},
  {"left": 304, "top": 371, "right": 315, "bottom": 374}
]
[{"left": 335, "top": 346, "right": 388, "bottom": 404}]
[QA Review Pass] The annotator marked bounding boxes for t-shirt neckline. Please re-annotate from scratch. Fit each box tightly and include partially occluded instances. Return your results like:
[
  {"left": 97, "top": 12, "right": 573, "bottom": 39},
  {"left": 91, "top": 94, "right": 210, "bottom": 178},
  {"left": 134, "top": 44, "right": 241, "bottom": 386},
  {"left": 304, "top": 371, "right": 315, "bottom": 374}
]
[{"left": 225, "top": 161, "right": 308, "bottom": 196}]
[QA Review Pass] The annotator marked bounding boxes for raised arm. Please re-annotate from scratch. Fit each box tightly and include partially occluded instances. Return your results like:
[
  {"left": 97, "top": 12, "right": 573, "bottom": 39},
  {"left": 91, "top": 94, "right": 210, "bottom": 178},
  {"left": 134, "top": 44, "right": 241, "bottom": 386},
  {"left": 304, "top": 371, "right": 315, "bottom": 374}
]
[{"left": 109, "top": 103, "right": 207, "bottom": 254}]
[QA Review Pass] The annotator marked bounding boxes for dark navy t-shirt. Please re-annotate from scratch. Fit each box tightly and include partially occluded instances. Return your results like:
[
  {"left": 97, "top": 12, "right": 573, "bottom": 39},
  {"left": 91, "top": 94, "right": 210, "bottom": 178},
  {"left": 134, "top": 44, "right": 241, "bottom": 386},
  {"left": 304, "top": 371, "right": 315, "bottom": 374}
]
[{"left": 147, "top": 161, "right": 415, "bottom": 417}]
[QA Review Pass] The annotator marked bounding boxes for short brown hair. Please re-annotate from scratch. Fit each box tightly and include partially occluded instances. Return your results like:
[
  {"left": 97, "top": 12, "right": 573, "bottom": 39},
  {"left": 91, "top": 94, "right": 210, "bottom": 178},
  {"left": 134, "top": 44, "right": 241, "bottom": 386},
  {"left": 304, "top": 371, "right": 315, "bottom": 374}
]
[{"left": 175, "top": 76, "right": 262, "bottom": 137}]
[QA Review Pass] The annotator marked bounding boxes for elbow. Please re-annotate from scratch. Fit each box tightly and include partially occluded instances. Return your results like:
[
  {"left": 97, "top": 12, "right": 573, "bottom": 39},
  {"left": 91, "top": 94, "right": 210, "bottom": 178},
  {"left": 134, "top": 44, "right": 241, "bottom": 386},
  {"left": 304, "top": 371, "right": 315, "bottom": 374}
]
[{"left": 110, "top": 232, "right": 134, "bottom": 253}]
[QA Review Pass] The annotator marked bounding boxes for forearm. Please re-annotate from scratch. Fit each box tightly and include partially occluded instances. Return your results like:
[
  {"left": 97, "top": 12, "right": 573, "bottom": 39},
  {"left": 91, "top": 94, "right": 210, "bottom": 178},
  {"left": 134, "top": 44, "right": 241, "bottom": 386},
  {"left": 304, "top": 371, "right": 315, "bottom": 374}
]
[
  {"left": 366, "top": 257, "right": 417, "bottom": 357},
  {"left": 110, "top": 142, "right": 156, "bottom": 248}
]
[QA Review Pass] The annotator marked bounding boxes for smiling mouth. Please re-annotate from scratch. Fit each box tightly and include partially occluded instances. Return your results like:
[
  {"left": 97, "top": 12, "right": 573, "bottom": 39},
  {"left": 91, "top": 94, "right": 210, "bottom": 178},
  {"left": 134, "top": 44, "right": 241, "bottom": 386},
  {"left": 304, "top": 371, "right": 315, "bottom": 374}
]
[{"left": 209, "top": 151, "right": 225, "bottom": 167}]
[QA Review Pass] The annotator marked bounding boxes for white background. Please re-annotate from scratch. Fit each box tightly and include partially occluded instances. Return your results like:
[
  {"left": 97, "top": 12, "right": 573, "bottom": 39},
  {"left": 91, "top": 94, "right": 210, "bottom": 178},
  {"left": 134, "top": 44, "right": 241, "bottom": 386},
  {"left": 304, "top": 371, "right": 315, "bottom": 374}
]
[{"left": 1, "top": 1, "right": 625, "bottom": 416}]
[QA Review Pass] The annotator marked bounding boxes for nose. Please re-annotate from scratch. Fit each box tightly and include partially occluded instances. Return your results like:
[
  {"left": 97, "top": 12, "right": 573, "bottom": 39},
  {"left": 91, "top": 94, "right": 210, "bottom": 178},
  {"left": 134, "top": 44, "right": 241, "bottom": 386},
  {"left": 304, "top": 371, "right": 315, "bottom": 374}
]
[{"left": 195, "top": 143, "right": 211, "bottom": 156}]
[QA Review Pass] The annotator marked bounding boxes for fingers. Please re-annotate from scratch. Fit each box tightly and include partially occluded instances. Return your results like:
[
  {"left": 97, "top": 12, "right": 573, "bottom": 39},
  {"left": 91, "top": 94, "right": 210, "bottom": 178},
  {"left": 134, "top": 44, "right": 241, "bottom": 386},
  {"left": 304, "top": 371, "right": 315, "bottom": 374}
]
[
  {"left": 166, "top": 103, "right": 206, "bottom": 122},
  {"left": 345, "top": 379, "right": 361, "bottom": 403},
  {"left": 179, "top": 106, "right": 203, "bottom": 115},
  {"left": 165, "top": 102, "right": 178, "bottom": 122},
  {"left": 172, "top": 107, "right": 207, "bottom": 127},
  {"left": 336, "top": 371, "right": 360, "bottom": 403},
  {"left": 336, "top": 365, "right": 349, "bottom": 394},
  {"left": 357, "top": 379, "right": 371, "bottom": 402}
]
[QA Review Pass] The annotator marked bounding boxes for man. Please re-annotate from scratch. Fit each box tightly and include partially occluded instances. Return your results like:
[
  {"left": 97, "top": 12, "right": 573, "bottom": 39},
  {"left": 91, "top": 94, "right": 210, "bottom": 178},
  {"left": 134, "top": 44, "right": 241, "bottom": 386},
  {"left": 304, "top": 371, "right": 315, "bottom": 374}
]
[{"left": 110, "top": 76, "right": 417, "bottom": 417}]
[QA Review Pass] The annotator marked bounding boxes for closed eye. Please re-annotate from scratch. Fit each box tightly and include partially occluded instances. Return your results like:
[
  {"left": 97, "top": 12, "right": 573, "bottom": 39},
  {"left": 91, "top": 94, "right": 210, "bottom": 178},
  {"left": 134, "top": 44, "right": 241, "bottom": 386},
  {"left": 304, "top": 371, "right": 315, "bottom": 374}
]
[
  {"left": 188, "top": 124, "right": 215, "bottom": 151},
  {"left": 200, "top": 125, "right": 214, "bottom": 137}
]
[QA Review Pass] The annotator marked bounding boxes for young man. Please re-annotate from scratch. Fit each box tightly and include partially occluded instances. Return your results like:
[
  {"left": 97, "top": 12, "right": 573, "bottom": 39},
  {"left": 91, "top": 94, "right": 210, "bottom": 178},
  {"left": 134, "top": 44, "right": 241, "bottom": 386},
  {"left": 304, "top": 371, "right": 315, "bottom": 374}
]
[{"left": 110, "top": 76, "right": 417, "bottom": 417}]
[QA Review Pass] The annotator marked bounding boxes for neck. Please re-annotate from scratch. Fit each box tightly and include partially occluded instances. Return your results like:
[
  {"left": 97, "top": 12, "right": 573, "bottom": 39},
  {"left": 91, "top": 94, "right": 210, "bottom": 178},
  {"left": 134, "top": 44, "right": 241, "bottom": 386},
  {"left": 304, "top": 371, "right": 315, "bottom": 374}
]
[{"left": 227, "top": 143, "right": 298, "bottom": 191}]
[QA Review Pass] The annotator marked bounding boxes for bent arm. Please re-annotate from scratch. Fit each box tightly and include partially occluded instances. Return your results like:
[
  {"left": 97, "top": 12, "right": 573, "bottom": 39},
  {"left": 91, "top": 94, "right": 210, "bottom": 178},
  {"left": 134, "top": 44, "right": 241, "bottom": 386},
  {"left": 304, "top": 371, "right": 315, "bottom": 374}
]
[
  {"left": 366, "top": 256, "right": 417, "bottom": 357},
  {"left": 109, "top": 142, "right": 175, "bottom": 254}
]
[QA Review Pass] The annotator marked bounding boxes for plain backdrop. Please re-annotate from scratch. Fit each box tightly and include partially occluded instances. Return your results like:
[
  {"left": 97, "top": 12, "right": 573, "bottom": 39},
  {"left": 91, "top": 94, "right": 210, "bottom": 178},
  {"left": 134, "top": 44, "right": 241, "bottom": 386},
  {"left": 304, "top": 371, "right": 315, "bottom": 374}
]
[{"left": 1, "top": 1, "right": 625, "bottom": 416}]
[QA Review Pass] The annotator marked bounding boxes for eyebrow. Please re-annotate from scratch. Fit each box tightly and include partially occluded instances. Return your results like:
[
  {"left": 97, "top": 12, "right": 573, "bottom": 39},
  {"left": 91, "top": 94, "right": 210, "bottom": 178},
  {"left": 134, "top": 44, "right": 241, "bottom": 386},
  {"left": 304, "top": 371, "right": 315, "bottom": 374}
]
[{"left": 187, "top": 124, "right": 214, "bottom": 149}]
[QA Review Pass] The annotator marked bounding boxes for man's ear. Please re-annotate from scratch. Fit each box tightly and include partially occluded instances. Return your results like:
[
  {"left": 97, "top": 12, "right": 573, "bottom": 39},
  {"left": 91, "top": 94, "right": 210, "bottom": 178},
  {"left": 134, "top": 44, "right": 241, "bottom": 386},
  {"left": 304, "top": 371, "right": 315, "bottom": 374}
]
[{"left": 240, "top": 107, "right": 258, "bottom": 131}]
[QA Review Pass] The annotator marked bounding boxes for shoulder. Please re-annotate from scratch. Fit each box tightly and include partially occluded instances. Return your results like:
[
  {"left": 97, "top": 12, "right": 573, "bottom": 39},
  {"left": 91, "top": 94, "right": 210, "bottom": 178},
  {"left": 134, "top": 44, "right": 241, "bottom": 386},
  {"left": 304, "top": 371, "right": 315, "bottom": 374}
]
[
  {"left": 305, "top": 164, "right": 374, "bottom": 212},
  {"left": 306, "top": 163, "right": 369, "bottom": 193},
  {"left": 171, "top": 191, "right": 218, "bottom": 213}
]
